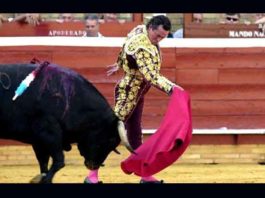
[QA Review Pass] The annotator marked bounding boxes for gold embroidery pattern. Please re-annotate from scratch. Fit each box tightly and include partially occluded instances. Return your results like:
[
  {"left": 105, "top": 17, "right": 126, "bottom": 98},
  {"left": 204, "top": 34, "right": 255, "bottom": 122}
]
[
  {"left": 114, "top": 25, "right": 174, "bottom": 121},
  {"left": 114, "top": 76, "right": 140, "bottom": 121},
  {"left": 136, "top": 49, "right": 174, "bottom": 93}
]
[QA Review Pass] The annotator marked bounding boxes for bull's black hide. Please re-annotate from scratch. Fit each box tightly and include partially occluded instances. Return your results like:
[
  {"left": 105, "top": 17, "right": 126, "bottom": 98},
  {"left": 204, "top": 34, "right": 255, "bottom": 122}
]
[{"left": 0, "top": 62, "right": 124, "bottom": 183}]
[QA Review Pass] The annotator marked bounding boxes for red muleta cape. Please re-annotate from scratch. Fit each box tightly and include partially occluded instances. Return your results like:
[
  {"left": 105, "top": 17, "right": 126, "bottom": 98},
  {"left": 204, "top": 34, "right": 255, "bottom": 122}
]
[{"left": 120, "top": 87, "right": 193, "bottom": 177}]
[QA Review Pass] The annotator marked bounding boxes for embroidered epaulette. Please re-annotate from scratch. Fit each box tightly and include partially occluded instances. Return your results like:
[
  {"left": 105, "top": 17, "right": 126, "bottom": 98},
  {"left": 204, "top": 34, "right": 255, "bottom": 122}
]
[{"left": 124, "top": 26, "right": 157, "bottom": 57}]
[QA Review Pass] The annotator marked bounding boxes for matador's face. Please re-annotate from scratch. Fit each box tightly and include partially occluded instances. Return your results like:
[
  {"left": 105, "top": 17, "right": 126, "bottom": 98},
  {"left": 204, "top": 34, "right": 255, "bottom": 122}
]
[{"left": 147, "top": 25, "right": 169, "bottom": 45}]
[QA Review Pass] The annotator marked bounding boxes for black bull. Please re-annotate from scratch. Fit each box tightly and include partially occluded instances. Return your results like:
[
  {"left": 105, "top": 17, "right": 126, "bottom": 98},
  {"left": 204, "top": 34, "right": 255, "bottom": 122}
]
[{"left": 0, "top": 62, "right": 132, "bottom": 183}]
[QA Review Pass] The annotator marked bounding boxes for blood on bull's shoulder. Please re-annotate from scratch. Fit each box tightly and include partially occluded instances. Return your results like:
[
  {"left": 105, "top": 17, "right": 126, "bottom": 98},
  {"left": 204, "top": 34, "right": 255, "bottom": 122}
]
[{"left": 0, "top": 61, "right": 133, "bottom": 183}]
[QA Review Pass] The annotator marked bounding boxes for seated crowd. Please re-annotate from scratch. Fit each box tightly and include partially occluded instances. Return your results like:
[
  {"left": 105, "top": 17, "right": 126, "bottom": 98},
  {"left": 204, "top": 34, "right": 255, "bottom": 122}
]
[{"left": 0, "top": 13, "right": 265, "bottom": 38}]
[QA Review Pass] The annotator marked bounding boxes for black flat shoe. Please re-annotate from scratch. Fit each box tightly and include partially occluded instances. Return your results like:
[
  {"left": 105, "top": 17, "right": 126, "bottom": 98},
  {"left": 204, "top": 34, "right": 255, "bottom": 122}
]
[
  {"left": 140, "top": 179, "right": 164, "bottom": 184},
  {"left": 84, "top": 177, "right": 103, "bottom": 184}
]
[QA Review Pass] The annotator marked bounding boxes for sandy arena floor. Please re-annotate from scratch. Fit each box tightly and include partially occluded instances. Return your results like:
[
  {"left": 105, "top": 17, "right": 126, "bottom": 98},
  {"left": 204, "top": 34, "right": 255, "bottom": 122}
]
[
  {"left": 1, "top": 146, "right": 265, "bottom": 183},
  {"left": 1, "top": 164, "right": 265, "bottom": 183}
]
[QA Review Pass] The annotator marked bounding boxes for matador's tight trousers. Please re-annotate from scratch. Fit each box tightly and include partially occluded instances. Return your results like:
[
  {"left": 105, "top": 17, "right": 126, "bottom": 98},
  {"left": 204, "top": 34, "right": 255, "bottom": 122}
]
[{"left": 125, "top": 96, "right": 144, "bottom": 150}]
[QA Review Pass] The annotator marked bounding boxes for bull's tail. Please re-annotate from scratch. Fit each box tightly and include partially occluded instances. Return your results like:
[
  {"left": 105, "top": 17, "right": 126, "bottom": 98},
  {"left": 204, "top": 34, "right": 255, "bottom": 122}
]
[{"left": 117, "top": 120, "right": 136, "bottom": 154}]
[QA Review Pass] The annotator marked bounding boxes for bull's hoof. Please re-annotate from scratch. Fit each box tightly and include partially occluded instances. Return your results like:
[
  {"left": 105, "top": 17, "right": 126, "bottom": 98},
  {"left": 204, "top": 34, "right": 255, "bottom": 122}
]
[
  {"left": 30, "top": 173, "right": 47, "bottom": 183},
  {"left": 140, "top": 179, "right": 164, "bottom": 184},
  {"left": 84, "top": 177, "right": 103, "bottom": 184}
]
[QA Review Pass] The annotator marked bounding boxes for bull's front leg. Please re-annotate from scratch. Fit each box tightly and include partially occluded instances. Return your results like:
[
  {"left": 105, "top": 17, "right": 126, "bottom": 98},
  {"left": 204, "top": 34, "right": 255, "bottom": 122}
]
[
  {"left": 31, "top": 116, "right": 65, "bottom": 183},
  {"left": 30, "top": 144, "right": 49, "bottom": 183}
]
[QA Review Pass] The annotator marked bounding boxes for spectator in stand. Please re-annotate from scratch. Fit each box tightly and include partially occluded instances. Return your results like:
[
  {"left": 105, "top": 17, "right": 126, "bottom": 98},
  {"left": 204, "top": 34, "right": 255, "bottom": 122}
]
[
  {"left": 167, "top": 32, "right": 174, "bottom": 38},
  {"left": 220, "top": 13, "right": 240, "bottom": 24},
  {"left": 12, "top": 13, "right": 42, "bottom": 26},
  {"left": 192, "top": 13, "right": 203, "bottom": 23},
  {"left": 173, "top": 13, "right": 203, "bottom": 38},
  {"left": 85, "top": 14, "right": 103, "bottom": 37},
  {"left": 0, "top": 14, "right": 8, "bottom": 26},
  {"left": 56, "top": 13, "right": 75, "bottom": 23},
  {"left": 100, "top": 13, "right": 126, "bottom": 23},
  {"left": 173, "top": 28, "right": 183, "bottom": 38},
  {"left": 254, "top": 13, "right": 265, "bottom": 33},
  {"left": 103, "top": 13, "right": 118, "bottom": 22},
  {"left": 254, "top": 13, "right": 265, "bottom": 24}
]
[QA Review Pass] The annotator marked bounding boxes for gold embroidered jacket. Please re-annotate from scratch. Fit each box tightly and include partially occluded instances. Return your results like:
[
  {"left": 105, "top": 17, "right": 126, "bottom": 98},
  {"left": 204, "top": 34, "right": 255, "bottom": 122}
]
[{"left": 114, "top": 25, "right": 175, "bottom": 121}]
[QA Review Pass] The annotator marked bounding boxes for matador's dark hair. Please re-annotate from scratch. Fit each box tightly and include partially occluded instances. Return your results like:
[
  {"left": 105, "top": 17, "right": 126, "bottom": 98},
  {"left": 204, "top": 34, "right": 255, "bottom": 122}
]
[{"left": 146, "top": 15, "right": 171, "bottom": 31}]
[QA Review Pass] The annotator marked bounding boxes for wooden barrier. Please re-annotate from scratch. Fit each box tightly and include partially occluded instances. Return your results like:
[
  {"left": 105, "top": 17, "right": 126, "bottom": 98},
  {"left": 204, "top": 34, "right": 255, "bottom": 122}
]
[
  {"left": 185, "top": 23, "right": 263, "bottom": 38},
  {"left": 1, "top": 37, "right": 265, "bottom": 145}
]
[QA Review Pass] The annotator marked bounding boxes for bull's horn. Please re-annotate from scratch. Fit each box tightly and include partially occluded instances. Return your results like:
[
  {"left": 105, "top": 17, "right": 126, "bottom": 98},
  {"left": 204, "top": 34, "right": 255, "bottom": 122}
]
[
  {"left": 117, "top": 120, "right": 136, "bottom": 154},
  {"left": 113, "top": 148, "right": 121, "bottom": 155}
]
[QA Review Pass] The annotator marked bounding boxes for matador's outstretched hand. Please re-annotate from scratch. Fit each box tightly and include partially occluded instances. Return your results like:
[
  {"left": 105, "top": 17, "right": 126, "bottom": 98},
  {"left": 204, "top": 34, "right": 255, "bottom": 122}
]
[{"left": 106, "top": 63, "right": 119, "bottom": 76}]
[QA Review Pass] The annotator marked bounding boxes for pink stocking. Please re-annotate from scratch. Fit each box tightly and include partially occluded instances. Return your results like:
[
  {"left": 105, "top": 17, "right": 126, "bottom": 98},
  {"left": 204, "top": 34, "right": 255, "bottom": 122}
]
[
  {"left": 86, "top": 169, "right": 99, "bottom": 183},
  {"left": 141, "top": 175, "right": 158, "bottom": 182}
]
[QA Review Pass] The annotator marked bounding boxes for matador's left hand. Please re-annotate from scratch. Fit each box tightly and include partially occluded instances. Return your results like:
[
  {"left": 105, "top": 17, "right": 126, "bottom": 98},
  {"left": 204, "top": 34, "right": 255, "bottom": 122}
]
[
  {"left": 174, "top": 84, "right": 184, "bottom": 91},
  {"left": 106, "top": 63, "right": 119, "bottom": 76}
]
